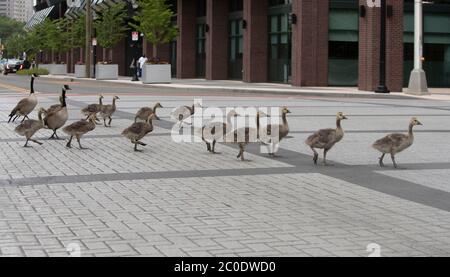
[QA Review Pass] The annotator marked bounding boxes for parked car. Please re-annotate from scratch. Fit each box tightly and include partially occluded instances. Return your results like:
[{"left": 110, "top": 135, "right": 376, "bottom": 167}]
[
  {"left": 3, "top": 59, "right": 24, "bottom": 74},
  {"left": 0, "top": 59, "right": 7, "bottom": 72}
]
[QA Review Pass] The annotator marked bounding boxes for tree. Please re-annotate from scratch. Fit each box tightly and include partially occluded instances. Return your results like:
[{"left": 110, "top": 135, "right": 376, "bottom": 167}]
[
  {"left": 130, "top": 0, "right": 178, "bottom": 61},
  {"left": 94, "top": 3, "right": 129, "bottom": 62},
  {"left": 67, "top": 15, "right": 86, "bottom": 63},
  {"left": 44, "top": 18, "right": 71, "bottom": 63},
  {"left": 0, "top": 16, "right": 25, "bottom": 41}
]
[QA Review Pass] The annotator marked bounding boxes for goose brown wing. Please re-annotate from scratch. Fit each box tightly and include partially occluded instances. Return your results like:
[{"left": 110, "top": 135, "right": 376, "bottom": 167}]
[
  {"left": 374, "top": 133, "right": 408, "bottom": 148},
  {"left": 306, "top": 128, "right": 335, "bottom": 147}
]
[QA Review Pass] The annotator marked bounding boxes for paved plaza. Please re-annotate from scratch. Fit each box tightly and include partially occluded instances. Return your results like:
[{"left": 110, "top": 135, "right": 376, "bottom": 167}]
[{"left": 1, "top": 75, "right": 450, "bottom": 257}]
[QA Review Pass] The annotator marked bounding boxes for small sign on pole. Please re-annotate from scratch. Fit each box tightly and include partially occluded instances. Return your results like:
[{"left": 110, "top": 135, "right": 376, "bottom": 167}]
[
  {"left": 92, "top": 38, "right": 97, "bottom": 46},
  {"left": 132, "top": 32, "right": 139, "bottom": 41}
]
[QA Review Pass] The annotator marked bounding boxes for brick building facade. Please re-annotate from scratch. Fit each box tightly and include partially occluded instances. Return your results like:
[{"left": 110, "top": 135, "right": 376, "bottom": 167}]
[{"left": 29, "top": 0, "right": 450, "bottom": 91}]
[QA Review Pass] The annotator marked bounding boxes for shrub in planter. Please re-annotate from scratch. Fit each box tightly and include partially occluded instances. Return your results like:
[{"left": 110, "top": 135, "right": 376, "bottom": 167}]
[
  {"left": 17, "top": 68, "right": 49, "bottom": 76},
  {"left": 130, "top": 0, "right": 178, "bottom": 83}
]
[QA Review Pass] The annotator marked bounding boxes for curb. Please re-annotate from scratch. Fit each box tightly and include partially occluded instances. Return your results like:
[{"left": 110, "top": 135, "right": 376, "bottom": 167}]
[{"left": 41, "top": 75, "right": 415, "bottom": 100}]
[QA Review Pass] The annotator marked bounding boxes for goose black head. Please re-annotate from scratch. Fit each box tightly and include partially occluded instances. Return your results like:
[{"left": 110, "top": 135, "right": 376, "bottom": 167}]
[
  {"left": 32, "top": 73, "right": 39, "bottom": 78},
  {"left": 63, "top": 85, "right": 72, "bottom": 91}
]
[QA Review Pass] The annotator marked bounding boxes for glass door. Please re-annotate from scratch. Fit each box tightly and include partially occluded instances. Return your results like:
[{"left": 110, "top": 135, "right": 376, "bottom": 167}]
[
  {"left": 196, "top": 21, "right": 206, "bottom": 78},
  {"left": 268, "top": 13, "right": 292, "bottom": 83},
  {"left": 229, "top": 18, "right": 243, "bottom": 80}
]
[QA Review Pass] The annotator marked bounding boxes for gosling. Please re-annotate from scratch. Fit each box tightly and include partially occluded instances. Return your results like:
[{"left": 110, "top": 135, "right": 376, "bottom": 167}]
[
  {"left": 135, "top": 102, "right": 163, "bottom": 122},
  {"left": 100, "top": 96, "right": 119, "bottom": 127},
  {"left": 306, "top": 112, "right": 348, "bottom": 165},
  {"left": 373, "top": 117, "right": 422, "bottom": 169},
  {"left": 122, "top": 114, "right": 155, "bottom": 152},
  {"left": 15, "top": 108, "right": 46, "bottom": 147},
  {"left": 81, "top": 95, "right": 104, "bottom": 120},
  {"left": 63, "top": 114, "right": 97, "bottom": 150}
]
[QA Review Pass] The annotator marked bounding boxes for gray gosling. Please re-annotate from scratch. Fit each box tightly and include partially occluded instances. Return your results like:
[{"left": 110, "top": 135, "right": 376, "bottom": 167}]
[
  {"left": 259, "top": 107, "right": 291, "bottom": 157},
  {"left": 81, "top": 95, "right": 104, "bottom": 122},
  {"left": 15, "top": 107, "right": 46, "bottom": 147},
  {"left": 306, "top": 112, "right": 348, "bottom": 165},
  {"left": 202, "top": 110, "right": 238, "bottom": 154},
  {"left": 373, "top": 117, "right": 422, "bottom": 168},
  {"left": 63, "top": 113, "right": 97, "bottom": 150},
  {"left": 122, "top": 114, "right": 156, "bottom": 152},
  {"left": 135, "top": 102, "right": 163, "bottom": 122},
  {"left": 100, "top": 96, "right": 120, "bottom": 127}
]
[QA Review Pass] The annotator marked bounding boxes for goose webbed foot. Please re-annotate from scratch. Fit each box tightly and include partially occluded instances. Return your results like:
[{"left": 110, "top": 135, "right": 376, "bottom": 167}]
[
  {"left": 313, "top": 153, "right": 319, "bottom": 165},
  {"left": 23, "top": 140, "right": 31, "bottom": 148},
  {"left": 31, "top": 139, "right": 43, "bottom": 145},
  {"left": 108, "top": 117, "right": 112, "bottom": 126},
  {"left": 134, "top": 143, "right": 143, "bottom": 152}
]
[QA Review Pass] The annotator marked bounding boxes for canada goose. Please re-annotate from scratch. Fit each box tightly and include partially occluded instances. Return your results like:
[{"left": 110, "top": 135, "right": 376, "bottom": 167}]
[
  {"left": 225, "top": 111, "right": 262, "bottom": 161},
  {"left": 8, "top": 73, "right": 39, "bottom": 123},
  {"left": 259, "top": 107, "right": 291, "bottom": 157},
  {"left": 81, "top": 95, "right": 104, "bottom": 120},
  {"left": 202, "top": 109, "right": 238, "bottom": 154},
  {"left": 14, "top": 107, "right": 46, "bottom": 147},
  {"left": 100, "top": 96, "right": 119, "bottom": 127},
  {"left": 44, "top": 85, "right": 71, "bottom": 139},
  {"left": 373, "top": 117, "right": 423, "bottom": 168},
  {"left": 135, "top": 102, "right": 163, "bottom": 122},
  {"left": 171, "top": 102, "right": 202, "bottom": 127},
  {"left": 306, "top": 112, "right": 348, "bottom": 165},
  {"left": 63, "top": 113, "right": 97, "bottom": 149},
  {"left": 122, "top": 114, "right": 155, "bottom": 152}
]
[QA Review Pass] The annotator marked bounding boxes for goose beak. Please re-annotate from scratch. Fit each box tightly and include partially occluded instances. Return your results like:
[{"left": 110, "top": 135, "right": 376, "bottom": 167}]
[{"left": 417, "top": 121, "right": 423, "bottom": 126}]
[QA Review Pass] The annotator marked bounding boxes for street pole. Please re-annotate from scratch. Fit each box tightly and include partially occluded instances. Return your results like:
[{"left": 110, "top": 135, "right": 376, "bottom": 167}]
[
  {"left": 85, "top": 0, "right": 92, "bottom": 78},
  {"left": 407, "top": 0, "right": 429, "bottom": 95},
  {"left": 375, "top": 0, "right": 390, "bottom": 94}
]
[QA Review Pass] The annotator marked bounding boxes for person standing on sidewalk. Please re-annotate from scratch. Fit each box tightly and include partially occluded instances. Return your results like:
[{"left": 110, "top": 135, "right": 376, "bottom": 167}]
[{"left": 138, "top": 55, "right": 148, "bottom": 77}]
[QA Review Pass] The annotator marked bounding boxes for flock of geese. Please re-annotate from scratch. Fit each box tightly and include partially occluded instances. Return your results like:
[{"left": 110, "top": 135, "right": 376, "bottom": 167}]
[{"left": 6, "top": 74, "right": 422, "bottom": 168}]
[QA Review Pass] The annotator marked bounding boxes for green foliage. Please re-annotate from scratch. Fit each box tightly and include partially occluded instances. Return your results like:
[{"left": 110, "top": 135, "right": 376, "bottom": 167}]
[
  {"left": 44, "top": 18, "right": 71, "bottom": 53},
  {"left": 68, "top": 15, "right": 86, "bottom": 49},
  {"left": 0, "top": 16, "right": 25, "bottom": 41},
  {"left": 130, "top": 0, "right": 178, "bottom": 58},
  {"left": 94, "top": 3, "right": 129, "bottom": 50},
  {"left": 17, "top": 68, "right": 49, "bottom": 76}
]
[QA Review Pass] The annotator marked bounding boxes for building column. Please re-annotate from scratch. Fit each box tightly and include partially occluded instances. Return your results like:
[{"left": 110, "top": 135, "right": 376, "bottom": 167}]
[
  {"left": 291, "top": 0, "right": 329, "bottom": 87},
  {"left": 177, "top": 0, "right": 197, "bottom": 78},
  {"left": 359, "top": 0, "right": 404, "bottom": 92},
  {"left": 206, "top": 0, "right": 229, "bottom": 80},
  {"left": 243, "top": 0, "right": 268, "bottom": 83}
]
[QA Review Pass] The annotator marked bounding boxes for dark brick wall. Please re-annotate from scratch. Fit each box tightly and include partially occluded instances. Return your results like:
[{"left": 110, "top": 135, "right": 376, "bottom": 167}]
[
  {"left": 359, "top": 0, "right": 404, "bottom": 92},
  {"left": 177, "top": 0, "right": 197, "bottom": 78},
  {"left": 206, "top": 0, "right": 229, "bottom": 80},
  {"left": 291, "top": 0, "right": 329, "bottom": 87},
  {"left": 243, "top": 0, "right": 268, "bottom": 83}
]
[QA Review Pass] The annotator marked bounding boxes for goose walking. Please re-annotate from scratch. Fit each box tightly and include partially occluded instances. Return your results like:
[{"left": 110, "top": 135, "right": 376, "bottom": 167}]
[
  {"left": 171, "top": 102, "right": 202, "bottom": 128},
  {"left": 100, "top": 96, "right": 119, "bottom": 127},
  {"left": 259, "top": 107, "right": 291, "bottom": 157},
  {"left": 225, "top": 112, "right": 262, "bottom": 161},
  {"left": 81, "top": 95, "right": 104, "bottom": 121},
  {"left": 122, "top": 114, "right": 155, "bottom": 152},
  {"left": 14, "top": 108, "right": 46, "bottom": 147},
  {"left": 135, "top": 102, "right": 163, "bottom": 122},
  {"left": 63, "top": 114, "right": 97, "bottom": 150},
  {"left": 373, "top": 117, "right": 422, "bottom": 168},
  {"left": 8, "top": 73, "right": 39, "bottom": 123},
  {"left": 201, "top": 110, "right": 238, "bottom": 154},
  {"left": 44, "top": 85, "right": 71, "bottom": 139},
  {"left": 306, "top": 112, "right": 348, "bottom": 165}
]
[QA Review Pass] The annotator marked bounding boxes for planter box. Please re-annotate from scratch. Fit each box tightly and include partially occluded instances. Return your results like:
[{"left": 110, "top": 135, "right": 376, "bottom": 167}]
[
  {"left": 142, "top": 64, "right": 172, "bottom": 84},
  {"left": 95, "top": 64, "right": 118, "bottom": 80},
  {"left": 74, "top": 65, "right": 94, "bottom": 78},
  {"left": 39, "top": 64, "right": 67, "bottom": 75}
]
